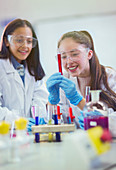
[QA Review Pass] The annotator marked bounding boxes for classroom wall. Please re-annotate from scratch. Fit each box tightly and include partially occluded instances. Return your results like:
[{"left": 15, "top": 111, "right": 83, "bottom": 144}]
[
  {"left": 0, "top": 0, "right": 116, "bottom": 80},
  {"left": 35, "top": 14, "right": 116, "bottom": 80}
]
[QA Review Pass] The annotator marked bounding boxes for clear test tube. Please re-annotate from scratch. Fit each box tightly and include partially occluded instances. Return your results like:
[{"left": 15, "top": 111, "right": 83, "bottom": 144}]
[
  {"left": 63, "top": 105, "right": 71, "bottom": 124},
  {"left": 47, "top": 105, "right": 53, "bottom": 124},
  {"left": 32, "top": 106, "right": 35, "bottom": 119},
  {"left": 85, "top": 86, "right": 90, "bottom": 103},
  {"left": 53, "top": 105, "right": 61, "bottom": 142},
  {"left": 52, "top": 105, "right": 58, "bottom": 125},
  {"left": 47, "top": 105, "right": 53, "bottom": 142},
  {"left": 32, "top": 101, "right": 47, "bottom": 124},
  {"left": 32, "top": 105, "right": 40, "bottom": 143},
  {"left": 38, "top": 102, "right": 47, "bottom": 125}
]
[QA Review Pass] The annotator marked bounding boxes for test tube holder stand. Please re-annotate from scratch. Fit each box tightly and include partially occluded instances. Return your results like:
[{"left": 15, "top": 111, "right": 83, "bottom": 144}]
[
  {"left": 32, "top": 124, "right": 75, "bottom": 133},
  {"left": 32, "top": 124, "right": 75, "bottom": 142}
]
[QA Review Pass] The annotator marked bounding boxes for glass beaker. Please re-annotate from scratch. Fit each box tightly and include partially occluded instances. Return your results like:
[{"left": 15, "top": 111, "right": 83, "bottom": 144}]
[{"left": 84, "top": 90, "right": 109, "bottom": 130}]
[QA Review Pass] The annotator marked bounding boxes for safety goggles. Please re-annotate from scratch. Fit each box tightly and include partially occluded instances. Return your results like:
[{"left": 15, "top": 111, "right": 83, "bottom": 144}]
[
  {"left": 59, "top": 49, "right": 81, "bottom": 63},
  {"left": 59, "top": 48, "right": 89, "bottom": 63},
  {"left": 7, "top": 35, "right": 38, "bottom": 48}
]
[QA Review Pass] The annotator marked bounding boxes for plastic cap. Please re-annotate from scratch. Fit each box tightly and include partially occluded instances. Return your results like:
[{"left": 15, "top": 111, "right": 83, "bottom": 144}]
[
  {"left": 57, "top": 105, "right": 62, "bottom": 119},
  {"left": 0, "top": 121, "right": 10, "bottom": 135},
  {"left": 100, "top": 129, "right": 112, "bottom": 142},
  {"left": 69, "top": 107, "right": 75, "bottom": 122},
  {"left": 91, "top": 90, "right": 101, "bottom": 102},
  {"left": 15, "top": 117, "right": 28, "bottom": 130},
  {"left": 87, "top": 126, "right": 111, "bottom": 155}
]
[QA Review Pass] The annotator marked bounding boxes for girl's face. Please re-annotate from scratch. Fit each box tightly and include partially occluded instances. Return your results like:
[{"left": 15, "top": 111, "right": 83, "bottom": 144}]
[
  {"left": 58, "top": 38, "right": 93, "bottom": 78},
  {"left": 6, "top": 26, "right": 33, "bottom": 63}
]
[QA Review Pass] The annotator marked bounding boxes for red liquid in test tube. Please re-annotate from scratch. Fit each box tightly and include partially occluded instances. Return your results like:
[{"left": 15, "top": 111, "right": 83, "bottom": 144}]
[
  {"left": 69, "top": 107, "right": 75, "bottom": 123},
  {"left": 57, "top": 54, "right": 63, "bottom": 75}
]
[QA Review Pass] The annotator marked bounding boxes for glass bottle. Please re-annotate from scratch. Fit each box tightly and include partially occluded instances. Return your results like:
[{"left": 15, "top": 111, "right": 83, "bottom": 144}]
[{"left": 84, "top": 90, "right": 108, "bottom": 130}]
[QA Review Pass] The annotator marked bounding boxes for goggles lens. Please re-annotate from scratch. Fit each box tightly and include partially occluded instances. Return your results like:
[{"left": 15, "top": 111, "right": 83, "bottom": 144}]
[{"left": 8, "top": 35, "right": 37, "bottom": 48}]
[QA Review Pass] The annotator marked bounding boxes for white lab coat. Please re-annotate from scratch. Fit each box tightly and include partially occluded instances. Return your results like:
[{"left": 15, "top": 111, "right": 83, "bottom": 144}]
[
  {"left": 59, "top": 67, "right": 116, "bottom": 131},
  {"left": 0, "top": 59, "right": 49, "bottom": 123}
]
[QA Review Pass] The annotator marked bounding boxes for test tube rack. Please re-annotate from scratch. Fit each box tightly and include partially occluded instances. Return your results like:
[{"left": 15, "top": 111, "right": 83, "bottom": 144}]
[
  {"left": 32, "top": 124, "right": 75, "bottom": 142},
  {"left": 32, "top": 124, "right": 75, "bottom": 133}
]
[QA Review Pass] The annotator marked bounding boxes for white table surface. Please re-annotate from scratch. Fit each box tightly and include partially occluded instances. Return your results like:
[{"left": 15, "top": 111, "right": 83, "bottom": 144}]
[{"left": 0, "top": 131, "right": 116, "bottom": 170}]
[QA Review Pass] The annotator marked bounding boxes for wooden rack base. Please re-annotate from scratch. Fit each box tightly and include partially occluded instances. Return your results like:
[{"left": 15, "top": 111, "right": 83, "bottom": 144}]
[{"left": 32, "top": 124, "right": 75, "bottom": 133}]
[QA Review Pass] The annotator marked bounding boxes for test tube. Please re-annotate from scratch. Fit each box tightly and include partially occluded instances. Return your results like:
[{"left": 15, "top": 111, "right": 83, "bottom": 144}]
[
  {"left": 85, "top": 86, "right": 90, "bottom": 103},
  {"left": 53, "top": 105, "right": 58, "bottom": 125},
  {"left": 53, "top": 105, "right": 61, "bottom": 142},
  {"left": 47, "top": 105, "right": 53, "bottom": 124},
  {"left": 57, "top": 105, "right": 62, "bottom": 124},
  {"left": 63, "top": 105, "right": 71, "bottom": 124},
  {"left": 32, "top": 105, "right": 40, "bottom": 143},
  {"left": 57, "top": 53, "right": 63, "bottom": 75},
  {"left": 10, "top": 121, "right": 16, "bottom": 138},
  {"left": 47, "top": 105, "right": 53, "bottom": 142},
  {"left": 69, "top": 107, "right": 75, "bottom": 123}
]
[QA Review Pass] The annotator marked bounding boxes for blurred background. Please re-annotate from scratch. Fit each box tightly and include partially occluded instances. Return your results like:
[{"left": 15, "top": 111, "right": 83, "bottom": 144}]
[{"left": 0, "top": 0, "right": 116, "bottom": 79}]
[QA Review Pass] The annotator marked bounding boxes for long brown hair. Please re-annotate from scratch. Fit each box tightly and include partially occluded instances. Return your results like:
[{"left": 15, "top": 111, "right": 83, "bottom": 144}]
[
  {"left": 0, "top": 18, "right": 45, "bottom": 81},
  {"left": 58, "top": 31, "right": 116, "bottom": 111}
]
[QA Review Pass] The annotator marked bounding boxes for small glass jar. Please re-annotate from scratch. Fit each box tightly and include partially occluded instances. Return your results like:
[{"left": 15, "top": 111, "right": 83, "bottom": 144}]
[{"left": 84, "top": 90, "right": 109, "bottom": 130}]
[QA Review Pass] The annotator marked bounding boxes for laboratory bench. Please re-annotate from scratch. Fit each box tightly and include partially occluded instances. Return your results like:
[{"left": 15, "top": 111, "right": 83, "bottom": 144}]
[{"left": 0, "top": 131, "right": 116, "bottom": 170}]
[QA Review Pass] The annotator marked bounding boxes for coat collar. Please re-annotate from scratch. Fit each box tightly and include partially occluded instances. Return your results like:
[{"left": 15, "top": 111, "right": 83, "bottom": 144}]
[
  {"left": 2, "top": 59, "right": 33, "bottom": 92},
  {"left": 3, "top": 58, "right": 15, "bottom": 73}
]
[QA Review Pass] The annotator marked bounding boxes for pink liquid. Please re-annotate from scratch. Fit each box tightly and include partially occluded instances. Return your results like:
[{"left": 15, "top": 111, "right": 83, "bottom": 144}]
[{"left": 84, "top": 116, "right": 108, "bottom": 130}]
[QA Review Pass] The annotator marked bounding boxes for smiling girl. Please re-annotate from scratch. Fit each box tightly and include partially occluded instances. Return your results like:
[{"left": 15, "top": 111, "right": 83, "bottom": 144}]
[
  {"left": 46, "top": 30, "right": 116, "bottom": 129},
  {"left": 0, "top": 19, "right": 48, "bottom": 126}
]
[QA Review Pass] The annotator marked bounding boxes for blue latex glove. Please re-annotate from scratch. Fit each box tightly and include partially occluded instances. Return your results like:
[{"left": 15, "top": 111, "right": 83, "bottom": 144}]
[
  {"left": 27, "top": 117, "right": 46, "bottom": 132},
  {"left": 46, "top": 73, "right": 62, "bottom": 105},
  {"left": 78, "top": 110, "right": 103, "bottom": 130},
  {"left": 39, "top": 118, "right": 46, "bottom": 124},
  {"left": 59, "top": 76, "right": 83, "bottom": 106},
  {"left": 78, "top": 111, "right": 85, "bottom": 129},
  {"left": 46, "top": 72, "right": 83, "bottom": 106}
]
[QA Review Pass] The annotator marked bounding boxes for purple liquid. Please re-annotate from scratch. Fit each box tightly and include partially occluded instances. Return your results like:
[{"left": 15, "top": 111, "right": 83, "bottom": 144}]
[
  {"left": 84, "top": 116, "right": 108, "bottom": 130},
  {"left": 67, "top": 116, "right": 71, "bottom": 124}
]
